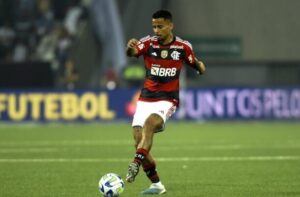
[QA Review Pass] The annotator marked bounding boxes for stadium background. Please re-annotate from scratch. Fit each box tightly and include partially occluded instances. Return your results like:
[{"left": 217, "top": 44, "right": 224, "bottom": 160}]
[
  {"left": 1, "top": 0, "right": 299, "bottom": 122},
  {"left": 0, "top": 0, "right": 300, "bottom": 197}
]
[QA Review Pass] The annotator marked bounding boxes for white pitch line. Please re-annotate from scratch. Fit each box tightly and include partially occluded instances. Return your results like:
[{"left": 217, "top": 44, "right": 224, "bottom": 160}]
[
  {"left": 0, "top": 148, "right": 61, "bottom": 153},
  {"left": 0, "top": 140, "right": 132, "bottom": 147},
  {"left": 157, "top": 156, "right": 300, "bottom": 162},
  {"left": 0, "top": 156, "right": 300, "bottom": 163}
]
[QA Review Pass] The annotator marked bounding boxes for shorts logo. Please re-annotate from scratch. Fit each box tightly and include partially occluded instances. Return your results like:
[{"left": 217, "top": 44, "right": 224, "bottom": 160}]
[
  {"left": 151, "top": 64, "right": 177, "bottom": 77},
  {"left": 161, "top": 50, "right": 168, "bottom": 59},
  {"left": 159, "top": 110, "right": 165, "bottom": 115}
]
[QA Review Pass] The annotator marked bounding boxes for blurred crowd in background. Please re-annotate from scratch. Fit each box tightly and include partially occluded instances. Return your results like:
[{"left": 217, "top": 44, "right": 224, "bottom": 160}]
[
  {"left": 0, "top": 0, "right": 86, "bottom": 63},
  {"left": 0, "top": 0, "right": 89, "bottom": 88}
]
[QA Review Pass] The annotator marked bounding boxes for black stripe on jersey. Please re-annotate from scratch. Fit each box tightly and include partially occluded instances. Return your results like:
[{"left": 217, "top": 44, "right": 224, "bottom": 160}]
[
  {"left": 141, "top": 88, "right": 179, "bottom": 101},
  {"left": 145, "top": 69, "right": 180, "bottom": 83},
  {"left": 147, "top": 47, "right": 186, "bottom": 60}
]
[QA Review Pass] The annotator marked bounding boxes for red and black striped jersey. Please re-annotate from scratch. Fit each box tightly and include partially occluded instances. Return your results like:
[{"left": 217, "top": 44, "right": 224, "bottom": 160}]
[{"left": 135, "top": 35, "right": 197, "bottom": 106}]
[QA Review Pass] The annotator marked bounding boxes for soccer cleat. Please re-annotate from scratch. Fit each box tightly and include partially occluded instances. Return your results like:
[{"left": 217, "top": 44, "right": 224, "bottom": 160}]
[
  {"left": 126, "top": 162, "right": 140, "bottom": 183},
  {"left": 141, "top": 183, "right": 167, "bottom": 195}
]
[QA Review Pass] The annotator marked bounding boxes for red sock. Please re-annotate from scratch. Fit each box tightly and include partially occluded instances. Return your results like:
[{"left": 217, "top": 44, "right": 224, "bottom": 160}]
[
  {"left": 134, "top": 148, "right": 149, "bottom": 165},
  {"left": 143, "top": 161, "right": 160, "bottom": 183}
]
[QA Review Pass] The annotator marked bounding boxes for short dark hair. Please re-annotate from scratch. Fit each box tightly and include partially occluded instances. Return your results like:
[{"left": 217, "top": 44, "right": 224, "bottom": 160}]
[{"left": 152, "top": 10, "right": 172, "bottom": 21}]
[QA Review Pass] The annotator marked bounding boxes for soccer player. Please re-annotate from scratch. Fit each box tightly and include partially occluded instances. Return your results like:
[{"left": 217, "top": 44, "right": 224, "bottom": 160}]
[{"left": 126, "top": 10, "right": 205, "bottom": 195}]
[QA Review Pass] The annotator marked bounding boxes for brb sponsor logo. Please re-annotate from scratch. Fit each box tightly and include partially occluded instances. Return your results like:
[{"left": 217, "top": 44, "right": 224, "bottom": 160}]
[{"left": 151, "top": 64, "right": 177, "bottom": 77}]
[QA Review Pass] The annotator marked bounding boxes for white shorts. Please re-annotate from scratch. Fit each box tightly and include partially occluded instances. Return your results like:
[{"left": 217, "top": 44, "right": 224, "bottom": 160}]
[{"left": 132, "top": 100, "right": 176, "bottom": 130}]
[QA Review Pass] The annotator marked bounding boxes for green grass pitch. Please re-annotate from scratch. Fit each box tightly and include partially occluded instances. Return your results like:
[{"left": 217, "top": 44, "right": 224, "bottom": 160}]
[{"left": 0, "top": 121, "right": 300, "bottom": 197}]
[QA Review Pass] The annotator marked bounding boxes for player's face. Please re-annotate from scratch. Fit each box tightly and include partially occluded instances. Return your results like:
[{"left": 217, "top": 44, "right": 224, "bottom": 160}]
[{"left": 152, "top": 18, "right": 173, "bottom": 41}]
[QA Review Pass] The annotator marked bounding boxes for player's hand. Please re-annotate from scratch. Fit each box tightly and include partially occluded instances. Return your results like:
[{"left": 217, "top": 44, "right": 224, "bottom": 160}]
[
  {"left": 126, "top": 38, "right": 140, "bottom": 56},
  {"left": 127, "top": 38, "right": 139, "bottom": 49},
  {"left": 195, "top": 58, "right": 206, "bottom": 75}
]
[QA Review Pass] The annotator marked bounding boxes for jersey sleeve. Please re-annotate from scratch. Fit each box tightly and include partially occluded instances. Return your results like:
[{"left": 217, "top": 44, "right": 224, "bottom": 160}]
[
  {"left": 135, "top": 35, "right": 151, "bottom": 57},
  {"left": 183, "top": 40, "right": 196, "bottom": 66}
]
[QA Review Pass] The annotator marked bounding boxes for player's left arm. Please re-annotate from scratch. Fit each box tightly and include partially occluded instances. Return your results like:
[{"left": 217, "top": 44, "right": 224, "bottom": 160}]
[
  {"left": 187, "top": 58, "right": 206, "bottom": 75},
  {"left": 194, "top": 57, "right": 206, "bottom": 75},
  {"left": 184, "top": 42, "right": 206, "bottom": 75}
]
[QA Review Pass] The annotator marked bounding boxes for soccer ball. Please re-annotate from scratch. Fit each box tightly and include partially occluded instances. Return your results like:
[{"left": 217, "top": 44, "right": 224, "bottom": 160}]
[{"left": 98, "top": 173, "right": 124, "bottom": 197}]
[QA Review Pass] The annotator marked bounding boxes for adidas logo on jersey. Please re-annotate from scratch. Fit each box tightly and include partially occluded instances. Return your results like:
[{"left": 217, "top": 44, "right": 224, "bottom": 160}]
[
  {"left": 151, "top": 64, "right": 177, "bottom": 77},
  {"left": 151, "top": 52, "right": 157, "bottom": 56}
]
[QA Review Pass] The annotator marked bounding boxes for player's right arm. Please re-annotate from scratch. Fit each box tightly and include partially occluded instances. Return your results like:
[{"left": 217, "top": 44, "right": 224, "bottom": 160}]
[{"left": 126, "top": 38, "right": 139, "bottom": 57}]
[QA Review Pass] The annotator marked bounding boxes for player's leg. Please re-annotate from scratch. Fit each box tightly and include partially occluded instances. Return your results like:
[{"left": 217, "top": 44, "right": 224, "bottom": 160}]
[
  {"left": 141, "top": 155, "right": 166, "bottom": 195},
  {"left": 129, "top": 116, "right": 166, "bottom": 194},
  {"left": 132, "top": 126, "right": 142, "bottom": 150},
  {"left": 130, "top": 113, "right": 163, "bottom": 172},
  {"left": 126, "top": 126, "right": 142, "bottom": 183},
  {"left": 127, "top": 101, "right": 175, "bottom": 186},
  {"left": 133, "top": 116, "right": 162, "bottom": 181},
  {"left": 138, "top": 113, "right": 163, "bottom": 151},
  {"left": 127, "top": 101, "right": 151, "bottom": 183},
  {"left": 137, "top": 114, "right": 166, "bottom": 195},
  {"left": 129, "top": 125, "right": 161, "bottom": 184}
]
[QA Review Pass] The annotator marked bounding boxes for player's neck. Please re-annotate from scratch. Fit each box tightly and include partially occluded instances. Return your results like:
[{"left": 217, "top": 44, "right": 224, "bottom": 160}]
[{"left": 160, "top": 34, "right": 174, "bottom": 45}]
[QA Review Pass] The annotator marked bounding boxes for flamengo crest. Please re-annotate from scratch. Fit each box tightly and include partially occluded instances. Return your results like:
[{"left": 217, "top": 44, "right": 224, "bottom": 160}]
[{"left": 171, "top": 51, "right": 180, "bottom": 60}]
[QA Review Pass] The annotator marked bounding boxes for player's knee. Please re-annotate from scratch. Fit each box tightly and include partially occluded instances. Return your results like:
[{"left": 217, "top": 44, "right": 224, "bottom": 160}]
[
  {"left": 144, "top": 113, "right": 164, "bottom": 132},
  {"left": 133, "top": 126, "right": 143, "bottom": 133}
]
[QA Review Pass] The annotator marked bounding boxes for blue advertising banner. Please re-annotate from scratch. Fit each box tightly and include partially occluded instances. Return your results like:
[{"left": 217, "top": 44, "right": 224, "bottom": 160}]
[
  {"left": 177, "top": 88, "right": 300, "bottom": 120},
  {"left": 0, "top": 88, "right": 300, "bottom": 122}
]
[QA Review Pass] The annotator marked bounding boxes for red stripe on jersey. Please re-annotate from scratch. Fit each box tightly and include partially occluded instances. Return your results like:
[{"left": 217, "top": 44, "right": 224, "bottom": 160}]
[{"left": 144, "top": 78, "right": 179, "bottom": 92}]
